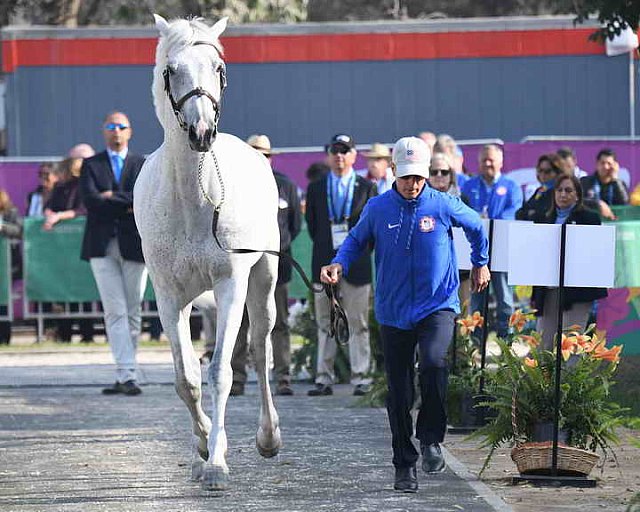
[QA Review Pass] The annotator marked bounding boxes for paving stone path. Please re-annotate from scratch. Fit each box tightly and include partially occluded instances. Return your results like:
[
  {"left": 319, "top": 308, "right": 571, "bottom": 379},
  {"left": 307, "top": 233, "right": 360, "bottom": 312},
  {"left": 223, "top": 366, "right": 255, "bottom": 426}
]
[{"left": 0, "top": 357, "right": 509, "bottom": 512}]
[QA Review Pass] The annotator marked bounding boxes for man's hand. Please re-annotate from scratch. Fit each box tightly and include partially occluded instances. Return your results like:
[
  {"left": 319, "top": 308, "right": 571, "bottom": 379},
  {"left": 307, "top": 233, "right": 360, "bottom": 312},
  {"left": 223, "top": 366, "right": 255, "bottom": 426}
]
[
  {"left": 320, "top": 263, "right": 343, "bottom": 285},
  {"left": 100, "top": 190, "right": 113, "bottom": 199},
  {"left": 471, "top": 265, "right": 491, "bottom": 293},
  {"left": 599, "top": 200, "right": 616, "bottom": 220}
]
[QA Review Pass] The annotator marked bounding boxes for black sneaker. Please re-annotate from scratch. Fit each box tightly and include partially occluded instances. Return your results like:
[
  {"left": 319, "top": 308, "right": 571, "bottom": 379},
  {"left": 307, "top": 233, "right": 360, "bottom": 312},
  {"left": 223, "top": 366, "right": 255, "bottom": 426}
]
[
  {"left": 307, "top": 383, "right": 333, "bottom": 396},
  {"left": 102, "top": 380, "right": 142, "bottom": 396},
  {"left": 421, "top": 443, "right": 445, "bottom": 473},
  {"left": 229, "top": 382, "right": 245, "bottom": 396},
  {"left": 394, "top": 465, "right": 418, "bottom": 493}
]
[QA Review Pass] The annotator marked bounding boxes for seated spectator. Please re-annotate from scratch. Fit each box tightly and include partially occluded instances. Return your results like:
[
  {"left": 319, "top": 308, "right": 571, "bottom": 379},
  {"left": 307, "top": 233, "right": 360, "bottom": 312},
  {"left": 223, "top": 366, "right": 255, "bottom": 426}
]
[
  {"left": 0, "top": 189, "right": 23, "bottom": 344},
  {"left": 27, "top": 163, "right": 58, "bottom": 217},
  {"left": 44, "top": 155, "right": 95, "bottom": 342},
  {"left": 515, "top": 154, "right": 563, "bottom": 221},
  {"left": 433, "top": 134, "right": 468, "bottom": 187},
  {"left": 531, "top": 174, "right": 608, "bottom": 349},
  {"left": 43, "top": 157, "right": 87, "bottom": 230},
  {"left": 358, "top": 143, "right": 394, "bottom": 194},
  {"left": 556, "top": 146, "right": 587, "bottom": 178},
  {"left": 580, "top": 148, "right": 630, "bottom": 219}
]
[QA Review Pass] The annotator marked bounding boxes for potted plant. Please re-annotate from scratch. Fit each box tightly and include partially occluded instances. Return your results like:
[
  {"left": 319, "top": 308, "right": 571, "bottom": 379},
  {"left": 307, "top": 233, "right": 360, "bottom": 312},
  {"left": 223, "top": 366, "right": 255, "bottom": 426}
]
[{"left": 472, "top": 310, "right": 626, "bottom": 476}]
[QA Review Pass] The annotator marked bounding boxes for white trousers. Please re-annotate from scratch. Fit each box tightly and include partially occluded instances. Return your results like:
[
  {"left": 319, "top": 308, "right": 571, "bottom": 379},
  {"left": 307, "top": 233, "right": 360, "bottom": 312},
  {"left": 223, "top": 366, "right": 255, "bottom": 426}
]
[
  {"left": 314, "top": 280, "right": 371, "bottom": 386},
  {"left": 90, "top": 239, "right": 148, "bottom": 383}
]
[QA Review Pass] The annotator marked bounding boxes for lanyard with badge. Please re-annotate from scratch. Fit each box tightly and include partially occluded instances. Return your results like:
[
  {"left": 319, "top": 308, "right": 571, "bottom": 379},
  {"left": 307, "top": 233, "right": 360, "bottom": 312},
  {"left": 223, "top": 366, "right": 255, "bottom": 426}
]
[{"left": 327, "top": 172, "right": 355, "bottom": 250}]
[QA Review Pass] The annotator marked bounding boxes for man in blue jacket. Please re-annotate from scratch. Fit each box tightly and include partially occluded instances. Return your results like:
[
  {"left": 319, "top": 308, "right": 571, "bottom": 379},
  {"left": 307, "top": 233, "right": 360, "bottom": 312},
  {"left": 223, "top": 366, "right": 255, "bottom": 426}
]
[
  {"left": 462, "top": 144, "right": 522, "bottom": 337},
  {"left": 320, "top": 137, "right": 490, "bottom": 493}
]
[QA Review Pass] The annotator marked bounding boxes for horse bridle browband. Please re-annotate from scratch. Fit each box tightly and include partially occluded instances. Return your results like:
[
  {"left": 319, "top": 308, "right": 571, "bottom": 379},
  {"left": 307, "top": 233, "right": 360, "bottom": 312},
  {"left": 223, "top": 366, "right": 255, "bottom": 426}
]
[{"left": 163, "top": 40, "right": 227, "bottom": 131}]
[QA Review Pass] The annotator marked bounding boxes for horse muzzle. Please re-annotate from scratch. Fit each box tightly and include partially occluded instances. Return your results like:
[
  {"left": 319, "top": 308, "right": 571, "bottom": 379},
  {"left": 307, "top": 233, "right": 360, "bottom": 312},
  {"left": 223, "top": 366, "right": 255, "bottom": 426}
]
[{"left": 188, "top": 124, "right": 217, "bottom": 152}]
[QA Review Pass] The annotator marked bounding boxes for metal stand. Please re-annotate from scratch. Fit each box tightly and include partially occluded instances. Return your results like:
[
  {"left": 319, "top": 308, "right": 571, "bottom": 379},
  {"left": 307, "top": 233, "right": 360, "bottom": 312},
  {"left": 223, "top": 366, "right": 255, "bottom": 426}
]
[
  {"left": 475, "top": 219, "right": 494, "bottom": 426},
  {"left": 512, "top": 224, "right": 596, "bottom": 487}
]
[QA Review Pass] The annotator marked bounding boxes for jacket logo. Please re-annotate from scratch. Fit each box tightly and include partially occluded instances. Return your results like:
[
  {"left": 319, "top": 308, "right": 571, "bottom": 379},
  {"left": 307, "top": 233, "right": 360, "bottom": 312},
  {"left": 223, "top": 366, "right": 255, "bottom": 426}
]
[
  {"left": 496, "top": 185, "right": 507, "bottom": 196},
  {"left": 419, "top": 216, "right": 435, "bottom": 233},
  {"left": 387, "top": 223, "right": 400, "bottom": 229}
]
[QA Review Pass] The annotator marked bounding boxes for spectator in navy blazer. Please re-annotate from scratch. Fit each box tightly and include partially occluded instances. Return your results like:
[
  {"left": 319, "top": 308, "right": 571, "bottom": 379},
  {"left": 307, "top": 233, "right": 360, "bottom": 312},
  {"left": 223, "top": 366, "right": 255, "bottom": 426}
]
[
  {"left": 462, "top": 144, "right": 523, "bottom": 337},
  {"left": 80, "top": 111, "right": 147, "bottom": 396}
]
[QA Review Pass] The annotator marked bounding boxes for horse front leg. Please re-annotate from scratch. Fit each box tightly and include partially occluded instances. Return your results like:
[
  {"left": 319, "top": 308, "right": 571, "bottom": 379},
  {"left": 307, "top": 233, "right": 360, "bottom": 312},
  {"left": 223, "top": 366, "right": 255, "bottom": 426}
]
[
  {"left": 202, "top": 278, "right": 248, "bottom": 491},
  {"left": 247, "top": 255, "right": 281, "bottom": 458},
  {"left": 156, "top": 297, "right": 211, "bottom": 482}
]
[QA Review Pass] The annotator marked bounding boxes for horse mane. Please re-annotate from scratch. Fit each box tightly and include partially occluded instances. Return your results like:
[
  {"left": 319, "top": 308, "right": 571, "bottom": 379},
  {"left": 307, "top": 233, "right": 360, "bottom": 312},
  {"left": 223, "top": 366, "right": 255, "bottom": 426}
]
[{"left": 160, "top": 17, "right": 224, "bottom": 58}]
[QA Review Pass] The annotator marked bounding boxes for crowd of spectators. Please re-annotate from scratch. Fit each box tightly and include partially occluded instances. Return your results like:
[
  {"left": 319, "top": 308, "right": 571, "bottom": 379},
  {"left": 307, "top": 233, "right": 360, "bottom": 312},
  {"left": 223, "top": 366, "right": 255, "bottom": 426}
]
[{"left": 0, "top": 129, "right": 634, "bottom": 397}]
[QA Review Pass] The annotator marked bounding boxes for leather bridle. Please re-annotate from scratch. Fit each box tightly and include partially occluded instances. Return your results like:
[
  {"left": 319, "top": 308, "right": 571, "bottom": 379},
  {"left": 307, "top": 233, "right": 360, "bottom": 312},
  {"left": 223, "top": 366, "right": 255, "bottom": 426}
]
[{"left": 162, "top": 40, "right": 227, "bottom": 131}]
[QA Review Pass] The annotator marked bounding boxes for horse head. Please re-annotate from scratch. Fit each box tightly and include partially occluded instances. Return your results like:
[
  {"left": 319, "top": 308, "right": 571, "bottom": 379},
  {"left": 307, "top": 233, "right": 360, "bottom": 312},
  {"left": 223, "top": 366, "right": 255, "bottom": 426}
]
[{"left": 153, "top": 15, "right": 228, "bottom": 152}]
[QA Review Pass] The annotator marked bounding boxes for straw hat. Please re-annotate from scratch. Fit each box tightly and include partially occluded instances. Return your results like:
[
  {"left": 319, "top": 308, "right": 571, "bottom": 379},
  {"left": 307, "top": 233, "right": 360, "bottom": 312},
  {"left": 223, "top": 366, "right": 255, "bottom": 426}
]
[
  {"left": 363, "top": 143, "right": 391, "bottom": 159},
  {"left": 247, "top": 134, "right": 278, "bottom": 155}
]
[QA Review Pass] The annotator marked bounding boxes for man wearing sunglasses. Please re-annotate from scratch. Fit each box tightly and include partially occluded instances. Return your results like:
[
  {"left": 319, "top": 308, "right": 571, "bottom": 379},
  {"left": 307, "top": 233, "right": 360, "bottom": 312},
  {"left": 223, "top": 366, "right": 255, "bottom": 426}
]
[
  {"left": 461, "top": 144, "right": 522, "bottom": 339},
  {"left": 306, "top": 133, "right": 377, "bottom": 397},
  {"left": 80, "top": 111, "right": 147, "bottom": 396},
  {"left": 320, "top": 136, "right": 489, "bottom": 492}
]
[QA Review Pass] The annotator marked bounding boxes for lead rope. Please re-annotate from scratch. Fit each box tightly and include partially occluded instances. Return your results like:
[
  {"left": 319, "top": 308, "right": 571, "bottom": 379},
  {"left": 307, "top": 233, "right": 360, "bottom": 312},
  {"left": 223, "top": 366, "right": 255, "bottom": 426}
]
[{"left": 198, "top": 151, "right": 350, "bottom": 346}]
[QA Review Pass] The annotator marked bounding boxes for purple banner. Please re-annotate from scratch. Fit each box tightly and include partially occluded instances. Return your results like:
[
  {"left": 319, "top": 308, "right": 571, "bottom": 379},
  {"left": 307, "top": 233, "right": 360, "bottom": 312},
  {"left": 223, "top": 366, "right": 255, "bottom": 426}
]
[{"left": 0, "top": 163, "right": 41, "bottom": 215}]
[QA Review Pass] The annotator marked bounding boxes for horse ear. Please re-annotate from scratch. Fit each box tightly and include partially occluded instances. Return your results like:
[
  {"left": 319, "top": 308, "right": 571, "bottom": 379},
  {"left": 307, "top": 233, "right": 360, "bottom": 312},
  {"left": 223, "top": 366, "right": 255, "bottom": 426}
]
[
  {"left": 211, "top": 16, "right": 228, "bottom": 40},
  {"left": 153, "top": 13, "right": 170, "bottom": 35}
]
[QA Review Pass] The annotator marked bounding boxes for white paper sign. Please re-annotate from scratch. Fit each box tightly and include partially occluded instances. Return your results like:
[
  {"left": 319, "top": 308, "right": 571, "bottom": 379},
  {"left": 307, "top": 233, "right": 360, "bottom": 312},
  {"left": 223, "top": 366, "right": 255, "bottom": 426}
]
[
  {"left": 507, "top": 223, "right": 616, "bottom": 287},
  {"left": 453, "top": 227, "right": 472, "bottom": 270},
  {"left": 565, "top": 224, "right": 616, "bottom": 288}
]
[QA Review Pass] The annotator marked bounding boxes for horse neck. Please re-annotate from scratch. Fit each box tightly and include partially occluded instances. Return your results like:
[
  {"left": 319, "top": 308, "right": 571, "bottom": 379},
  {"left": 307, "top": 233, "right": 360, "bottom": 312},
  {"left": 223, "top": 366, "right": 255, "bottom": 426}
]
[{"left": 163, "top": 129, "right": 213, "bottom": 200}]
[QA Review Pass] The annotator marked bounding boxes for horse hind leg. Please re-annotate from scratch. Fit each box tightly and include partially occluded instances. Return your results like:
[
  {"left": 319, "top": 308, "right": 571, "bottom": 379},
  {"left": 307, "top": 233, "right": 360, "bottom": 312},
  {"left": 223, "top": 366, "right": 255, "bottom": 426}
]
[
  {"left": 156, "top": 297, "right": 211, "bottom": 482},
  {"left": 247, "top": 255, "right": 282, "bottom": 458}
]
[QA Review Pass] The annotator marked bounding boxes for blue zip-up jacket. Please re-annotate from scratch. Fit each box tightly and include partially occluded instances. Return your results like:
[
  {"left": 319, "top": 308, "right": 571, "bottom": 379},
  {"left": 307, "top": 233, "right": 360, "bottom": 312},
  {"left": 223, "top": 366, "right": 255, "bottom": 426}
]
[
  {"left": 332, "top": 186, "right": 489, "bottom": 330},
  {"left": 461, "top": 174, "right": 523, "bottom": 220}
]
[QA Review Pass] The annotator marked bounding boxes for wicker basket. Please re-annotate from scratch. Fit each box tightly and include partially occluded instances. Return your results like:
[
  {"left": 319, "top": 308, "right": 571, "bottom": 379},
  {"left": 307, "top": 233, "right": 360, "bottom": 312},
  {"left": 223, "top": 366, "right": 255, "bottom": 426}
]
[{"left": 511, "top": 442, "right": 600, "bottom": 476}]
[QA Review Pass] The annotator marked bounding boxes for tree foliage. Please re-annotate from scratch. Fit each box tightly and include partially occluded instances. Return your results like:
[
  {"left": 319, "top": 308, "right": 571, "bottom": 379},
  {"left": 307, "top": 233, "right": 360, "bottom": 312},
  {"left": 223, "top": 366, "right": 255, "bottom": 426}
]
[{"left": 572, "top": 0, "right": 640, "bottom": 41}]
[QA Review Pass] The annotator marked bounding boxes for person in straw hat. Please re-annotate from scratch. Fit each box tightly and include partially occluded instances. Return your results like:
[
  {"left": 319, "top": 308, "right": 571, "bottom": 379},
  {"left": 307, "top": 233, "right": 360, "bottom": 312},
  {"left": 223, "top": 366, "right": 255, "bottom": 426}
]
[{"left": 358, "top": 142, "right": 395, "bottom": 194}]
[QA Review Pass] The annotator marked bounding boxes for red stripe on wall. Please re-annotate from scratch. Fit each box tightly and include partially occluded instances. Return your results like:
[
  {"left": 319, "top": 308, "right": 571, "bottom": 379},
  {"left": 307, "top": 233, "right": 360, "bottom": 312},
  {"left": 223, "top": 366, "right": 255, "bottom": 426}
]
[{"left": 2, "top": 28, "right": 603, "bottom": 73}]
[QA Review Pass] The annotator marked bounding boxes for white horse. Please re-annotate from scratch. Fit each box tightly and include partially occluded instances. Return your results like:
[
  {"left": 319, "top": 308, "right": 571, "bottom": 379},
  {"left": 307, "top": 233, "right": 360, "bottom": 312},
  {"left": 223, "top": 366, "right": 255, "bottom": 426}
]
[{"left": 134, "top": 15, "right": 282, "bottom": 491}]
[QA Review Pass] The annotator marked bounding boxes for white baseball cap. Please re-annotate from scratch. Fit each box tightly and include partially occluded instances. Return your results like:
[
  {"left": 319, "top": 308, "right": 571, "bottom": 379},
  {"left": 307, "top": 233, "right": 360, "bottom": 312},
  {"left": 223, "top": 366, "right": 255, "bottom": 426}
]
[{"left": 392, "top": 137, "right": 431, "bottom": 179}]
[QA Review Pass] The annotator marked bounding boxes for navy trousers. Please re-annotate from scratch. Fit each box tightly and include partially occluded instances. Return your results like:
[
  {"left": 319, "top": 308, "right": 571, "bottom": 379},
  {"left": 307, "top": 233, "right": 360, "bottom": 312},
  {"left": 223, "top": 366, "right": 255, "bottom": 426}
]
[{"left": 380, "top": 309, "right": 456, "bottom": 468}]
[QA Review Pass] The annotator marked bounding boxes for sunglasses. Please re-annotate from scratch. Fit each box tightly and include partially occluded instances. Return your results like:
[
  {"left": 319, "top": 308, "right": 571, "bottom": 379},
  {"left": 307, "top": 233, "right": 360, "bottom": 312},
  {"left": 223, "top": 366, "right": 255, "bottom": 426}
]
[
  {"left": 556, "top": 187, "right": 576, "bottom": 194},
  {"left": 104, "top": 123, "right": 129, "bottom": 131},
  {"left": 329, "top": 145, "right": 351, "bottom": 155},
  {"left": 429, "top": 168, "right": 452, "bottom": 177}
]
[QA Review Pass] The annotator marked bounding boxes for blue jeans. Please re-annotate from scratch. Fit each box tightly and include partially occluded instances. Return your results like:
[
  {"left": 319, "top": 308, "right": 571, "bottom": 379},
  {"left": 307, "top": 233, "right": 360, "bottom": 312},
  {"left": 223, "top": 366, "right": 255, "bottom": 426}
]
[{"left": 470, "top": 271, "right": 513, "bottom": 338}]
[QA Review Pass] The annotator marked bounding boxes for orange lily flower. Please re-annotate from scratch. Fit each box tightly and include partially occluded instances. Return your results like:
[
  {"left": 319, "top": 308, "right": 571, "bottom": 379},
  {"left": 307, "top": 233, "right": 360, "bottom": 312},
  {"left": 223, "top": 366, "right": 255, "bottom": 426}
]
[
  {"left": 592, "top": 344, "right": 623, "bottom": 363},
  {"left": 524, "top": 357, "right": 538, "bottom": 368},
  {"left": 457, "top": 312, "right": 485, "bottom": 336},
  {"left": 509, "top": 310, "right": 527, "bottom": 332},
  {"left": 519, "top": 334, "right": 539, "bottom": 348},
  {"left": 471, "top": 311, "right": 485, "bottom": 328},
  {"left": 560, "top": 334, "right": 577, "bottom": 361}
]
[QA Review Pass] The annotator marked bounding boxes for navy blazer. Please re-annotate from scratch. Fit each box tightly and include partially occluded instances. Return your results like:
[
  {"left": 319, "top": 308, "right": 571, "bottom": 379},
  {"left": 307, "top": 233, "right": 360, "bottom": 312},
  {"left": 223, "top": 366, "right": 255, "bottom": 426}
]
[
  {"left": 79, "top": 150, "right": 145, "bottom": 262},
  {"left": 305, "top": 173, "right": 376, "bottom": 286}
]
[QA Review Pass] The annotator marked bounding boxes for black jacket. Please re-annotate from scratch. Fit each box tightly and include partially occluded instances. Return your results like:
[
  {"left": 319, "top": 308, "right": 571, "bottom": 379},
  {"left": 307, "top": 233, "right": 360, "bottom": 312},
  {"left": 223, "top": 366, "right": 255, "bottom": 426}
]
[
  {"left": 516, "top": 185, "right": 554, "bottom": 221},
  {"left": 274, "top": 170, "right": 302, "bottom": 284},
  {"left": 580, "top": 174, "right": 629, "bottom": 206},
  {"left": 531, "top": 206, "right": 608, "bottom": 314},
  {"left": 305, "top": 173, "right": 376, "bottom": 285},
  {"left": 79, "top": 150, "right": 145, "bottom": 262}
]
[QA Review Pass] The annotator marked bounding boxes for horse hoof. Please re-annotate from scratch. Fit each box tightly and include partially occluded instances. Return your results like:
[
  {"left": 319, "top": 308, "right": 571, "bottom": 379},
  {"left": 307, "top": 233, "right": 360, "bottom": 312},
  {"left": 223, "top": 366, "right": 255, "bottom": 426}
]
[
  {"left": 201, "top": 466, "right": 229, "bottom": 491},
  {"left": 191, "top": 458, "right": 205, "bottom": 481},
  {"left": 256, "top": 429, "right": 282, "bottom": 458}
]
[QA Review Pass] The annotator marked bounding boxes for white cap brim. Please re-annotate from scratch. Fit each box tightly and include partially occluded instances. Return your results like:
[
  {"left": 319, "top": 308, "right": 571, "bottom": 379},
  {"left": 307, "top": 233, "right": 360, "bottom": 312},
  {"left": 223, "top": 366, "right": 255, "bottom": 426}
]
[{"left": 395, "top": 163, "right": 429, "bottom": 179}]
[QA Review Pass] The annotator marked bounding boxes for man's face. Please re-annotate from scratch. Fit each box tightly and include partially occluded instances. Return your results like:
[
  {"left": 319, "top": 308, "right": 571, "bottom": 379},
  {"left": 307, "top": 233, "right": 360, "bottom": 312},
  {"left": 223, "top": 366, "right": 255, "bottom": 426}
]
[
  {"left": 559, "top": 155, "right": 576, "bottom": 175},
  {"left": 328, "top": 144, "right": 356, "bottom": 174},
  {"left": 596, "top": 155, "right": 618, "bottom": 182},
  {"left": 102, "top": 112, "right": 132, "bottom": 152},
  {"left": 367, "top": 157, "right": 388, "bottom": 180},
  {"left": 479, "top": 147, "right": 503, "bottom": 180},
  {"left": 395, "top": 174, "right": 426, "bottom": 200}
]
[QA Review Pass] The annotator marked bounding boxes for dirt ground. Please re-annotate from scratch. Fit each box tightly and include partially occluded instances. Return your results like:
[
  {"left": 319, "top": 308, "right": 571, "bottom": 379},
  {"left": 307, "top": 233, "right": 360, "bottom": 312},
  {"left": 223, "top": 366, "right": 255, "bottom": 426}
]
[{"left": 445, "top": 428, "right": 640, "bottom": 512}]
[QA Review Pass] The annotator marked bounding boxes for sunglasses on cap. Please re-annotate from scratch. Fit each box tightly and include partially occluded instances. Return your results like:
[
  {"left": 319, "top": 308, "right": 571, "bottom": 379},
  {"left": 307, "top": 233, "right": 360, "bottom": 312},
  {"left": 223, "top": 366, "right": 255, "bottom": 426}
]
[
  {"left": 104, "top": 123, "right": 129, "bottom": 131},
  {"left": 328, "top": 145, "right": 351, "bottom": 155},
  {"left": 429, "top": 168, "right": 452, "bottom": 177}
]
